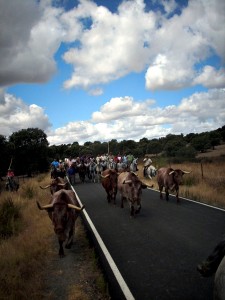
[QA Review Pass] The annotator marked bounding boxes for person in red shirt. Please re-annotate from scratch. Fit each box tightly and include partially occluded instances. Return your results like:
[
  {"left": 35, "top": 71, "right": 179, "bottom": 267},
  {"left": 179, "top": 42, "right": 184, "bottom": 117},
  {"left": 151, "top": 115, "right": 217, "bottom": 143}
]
[{"left": 7, "top": 169, "right": 14, "bottom": 178}]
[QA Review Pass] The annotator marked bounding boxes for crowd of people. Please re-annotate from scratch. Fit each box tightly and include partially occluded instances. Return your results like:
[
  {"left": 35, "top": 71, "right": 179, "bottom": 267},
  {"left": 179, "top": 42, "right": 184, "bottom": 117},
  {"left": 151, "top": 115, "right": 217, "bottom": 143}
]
[
  {"left": 51, "top": 153, "right": 136, "bottom": 172},
  {"left": 50, "top": 152, "right": 154, "bottom": 184}
]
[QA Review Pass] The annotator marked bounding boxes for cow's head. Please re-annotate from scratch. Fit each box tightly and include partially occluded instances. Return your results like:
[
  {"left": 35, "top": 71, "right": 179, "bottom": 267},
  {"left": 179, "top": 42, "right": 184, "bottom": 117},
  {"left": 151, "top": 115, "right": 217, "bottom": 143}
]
[
  {"left": 123, "top": 173, "right": 147, "bottom": 201},
  {"left": 37, "top": 201, "right": 84, "bottom": 238},
  {"left": 169, "top": 169, "right": 191, "bottom": 185},
  {"left": 40, "top": 178, "right": 66, "bottom": 194}
]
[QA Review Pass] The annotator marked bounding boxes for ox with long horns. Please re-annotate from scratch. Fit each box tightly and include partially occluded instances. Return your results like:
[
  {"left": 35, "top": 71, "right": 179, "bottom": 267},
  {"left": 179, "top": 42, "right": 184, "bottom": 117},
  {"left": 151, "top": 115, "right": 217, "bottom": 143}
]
[
  {"left": 157, "top": 167, "right": 191, "bottom": 203},
  {"left": 39, "top": 177, "right": 68, "bottom": 195},
  {"left": 118, "top": 171, "right": 150, "bottom": 217},
  {"left": 101, "top": 169, "right": 118, "bottom": 205},
  {"left": 37, "top": 189, "right": 85, "bottom": 257}
]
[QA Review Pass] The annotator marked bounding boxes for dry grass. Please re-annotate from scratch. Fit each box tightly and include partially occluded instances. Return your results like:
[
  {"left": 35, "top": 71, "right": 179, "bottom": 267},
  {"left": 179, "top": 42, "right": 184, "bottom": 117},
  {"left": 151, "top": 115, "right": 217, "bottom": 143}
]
[
  {"left": 196, "top": 144, "right": 225, "bottom": 158},
  {"left": 0, "top": 177, "right": 52, "bottom": 299},
  {"left": 0, "top": 175, "right": 109, "bottom": 300}
]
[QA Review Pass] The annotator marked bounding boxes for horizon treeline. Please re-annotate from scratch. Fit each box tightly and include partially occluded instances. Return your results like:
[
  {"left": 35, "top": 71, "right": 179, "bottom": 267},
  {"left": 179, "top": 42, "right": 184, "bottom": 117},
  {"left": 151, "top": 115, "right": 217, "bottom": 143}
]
[{"left": 0, "top": 125, "right": 225, "bottom": 177}]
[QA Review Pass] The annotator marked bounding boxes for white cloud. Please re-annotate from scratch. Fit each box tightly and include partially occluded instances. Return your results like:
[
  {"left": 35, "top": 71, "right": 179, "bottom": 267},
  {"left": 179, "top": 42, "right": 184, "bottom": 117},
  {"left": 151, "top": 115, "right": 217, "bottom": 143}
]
[
  {"left": 61, "top": 0, "right": 225, "bottom": 91},
  {"left": 145, "top": 0, "right": 225, "bottom": 90},
  {"left": 1, "top": 88, "right": 224, "bottom": 145},
  {"left": 0, "top": 0, "right": 224, "bottom": 146},
  {"left": 0, "top": 0, "right": 224, "bottom": 92},
  {"left": 193, "top": 66, "right": 225, "bottom": 88},
  {"left": 91, "top": 96, "right": 155, "bottom": 122},
  {"left": 47, "top": 88, "right": 225, "bottom": 145},
  {"left": 88, "top": 87, "right": 103, "bottom": 96},
  {"left": 0, "top": 0, "right": 66, "bottom": 87},
  {"left": 0, "top": 93, "right": 51, "bottom": 136},
  {"left": 62, "top": 0, "right": 157, "bottom": 90}
]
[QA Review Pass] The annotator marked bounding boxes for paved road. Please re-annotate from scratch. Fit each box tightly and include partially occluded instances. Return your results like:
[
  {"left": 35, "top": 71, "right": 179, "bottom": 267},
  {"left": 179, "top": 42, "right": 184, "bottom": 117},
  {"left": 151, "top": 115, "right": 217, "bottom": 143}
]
[{"left": 74, "top": 181, "right": 225, "bottom": 300}]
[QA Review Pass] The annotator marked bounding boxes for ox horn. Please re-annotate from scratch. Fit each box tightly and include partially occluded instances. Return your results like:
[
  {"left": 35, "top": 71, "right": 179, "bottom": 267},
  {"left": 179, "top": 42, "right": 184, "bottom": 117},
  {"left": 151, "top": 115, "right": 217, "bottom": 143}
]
[
  {"left": 169, "top": 171, "right": 174, "bottom": 175},
  {"left": 68, "top": 204, "right": 85, "bottom": 211},
  {"left": 57, "top": 183, "right": 67, "bottom": 187},
  {"left": 182, "top": 170, "right": 191, "bottom": 174},
  {"left": 39, "top": 185, "right": 51, "bottom": 189},
  {"left": 36, "top": 201, "right": 53, "bottom": 210},
  {"left": 101, "top": 174, "right": 110, "bottom": 178},
  {"left": 146, "top": 184, "right": 154, "bottom": 189},
  {"left": 130, "top": 171, "right": 138, "bottom": 176},
  {"left": 123, "top": 180, "right": 132, "bottom": 184}
]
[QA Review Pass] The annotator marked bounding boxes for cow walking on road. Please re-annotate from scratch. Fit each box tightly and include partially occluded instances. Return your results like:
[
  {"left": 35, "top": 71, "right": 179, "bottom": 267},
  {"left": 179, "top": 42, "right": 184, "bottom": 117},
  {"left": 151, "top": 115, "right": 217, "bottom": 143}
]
[
  {"left": 157, "top": 167, "right": 191, "bottom": 203},
  {"left": 37, "top": 189, "right": 85, "bottom": 257},
  {"left": 101, "top": 169, "right": 118, "bottom": 205},
  {"left": 118, "top": 171, "right": 148, "bottom": 217}
]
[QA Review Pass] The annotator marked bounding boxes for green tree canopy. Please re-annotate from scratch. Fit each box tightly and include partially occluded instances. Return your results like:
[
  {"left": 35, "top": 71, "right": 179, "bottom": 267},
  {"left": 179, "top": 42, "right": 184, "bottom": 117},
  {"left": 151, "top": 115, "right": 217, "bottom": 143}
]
[{"left": 9, "top": 128, "right": 49, "bottom": 175}]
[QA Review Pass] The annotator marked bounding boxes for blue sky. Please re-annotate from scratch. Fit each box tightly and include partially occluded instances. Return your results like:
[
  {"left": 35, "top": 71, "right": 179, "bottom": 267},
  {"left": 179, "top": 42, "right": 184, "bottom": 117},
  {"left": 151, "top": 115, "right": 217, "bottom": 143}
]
[{"left": 0, "top": 0, "right": 224, "bottom": 145}]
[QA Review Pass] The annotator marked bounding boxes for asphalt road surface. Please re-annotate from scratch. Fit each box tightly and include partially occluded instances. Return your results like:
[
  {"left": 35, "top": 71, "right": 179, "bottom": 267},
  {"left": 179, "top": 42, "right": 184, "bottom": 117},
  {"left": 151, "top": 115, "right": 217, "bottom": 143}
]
[{"left": 74, "top": 180, "right": 225, "bottom": 300}]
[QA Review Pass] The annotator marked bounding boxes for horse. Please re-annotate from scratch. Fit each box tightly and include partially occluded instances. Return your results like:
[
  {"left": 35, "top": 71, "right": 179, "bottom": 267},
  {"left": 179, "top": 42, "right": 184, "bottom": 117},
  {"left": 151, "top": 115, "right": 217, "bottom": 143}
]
[
  {"left": 6, "top": 177, "right": 19, "bottom": 192},
  {"left": 77, "top": 162, "right": 87, "bottom": 183},
  {"left": 108, "top": 160, "right": 117, "bottom": 170},
  {"left": 145, "top": 165, "right": 157, "bottom": 180},
  {"left": 96, "top": 161, "right": 104, "bottom": 183},
  {"left": 130, "top": 158, "right": 138, "bottom": 172},
  {"left": 117, "top": 161, "right": 127, "bottom": 172},
  {"left": 89, "top": 161, "right": 97, "bottom": 183}
]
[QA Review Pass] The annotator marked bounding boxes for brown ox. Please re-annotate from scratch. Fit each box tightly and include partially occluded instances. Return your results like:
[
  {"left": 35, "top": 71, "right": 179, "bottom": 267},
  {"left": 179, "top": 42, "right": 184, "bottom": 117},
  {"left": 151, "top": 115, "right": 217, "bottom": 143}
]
[
  {"left": 36, "top": 189, "right": 85, "bottom": 257},
  {"left": 157, "top": 167, "right": 190, "bottom": 203},
  {"left": 101, "top": 169, "right": 118, "bottom": 205},
  {"left": 39, "top": 177, "right": 68, "bottom": 194},
  {"left": 118, "top": 171, "right": 148, "bottom": 217}
]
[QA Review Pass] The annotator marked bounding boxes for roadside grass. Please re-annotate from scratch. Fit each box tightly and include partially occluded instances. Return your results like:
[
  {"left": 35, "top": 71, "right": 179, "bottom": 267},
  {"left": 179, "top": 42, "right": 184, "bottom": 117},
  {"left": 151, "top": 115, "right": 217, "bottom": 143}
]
[
  {"left": 0, "top": 175, "right": 109, "bottom": 300},
  {"left": 0, "top": 177, "right": 51, "bottom": 299}
]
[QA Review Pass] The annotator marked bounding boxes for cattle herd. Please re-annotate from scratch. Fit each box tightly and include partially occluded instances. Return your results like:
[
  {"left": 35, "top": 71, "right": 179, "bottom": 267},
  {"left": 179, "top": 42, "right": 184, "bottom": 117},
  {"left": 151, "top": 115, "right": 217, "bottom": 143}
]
[
  {"left": 37, "top": 156, "right": 224, "bottom": 299},
  {"left": 37, "top": 156, "right": 191, "bottom": 256}
]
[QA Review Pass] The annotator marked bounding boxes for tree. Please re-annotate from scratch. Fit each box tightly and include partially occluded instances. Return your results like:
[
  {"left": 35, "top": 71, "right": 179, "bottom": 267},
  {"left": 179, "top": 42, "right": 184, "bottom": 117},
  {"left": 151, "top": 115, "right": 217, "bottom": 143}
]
[
  {"left": 217, "top": 125, "right": 225, "bottom": 142},
  {"left": 146, "top": 139, "right": 163, "bottom": 155},
  {"left": 9, "top": 128, "right": 49, "bottom": 175},
  {"left": 190, "top": 134, "right": 211, "bottom": 152},
  {"left": 209, "top": 131, "right": 221, "bottom": 150},
  {"left": 0, "top": 135, "right": 11, "bottom": 176},
  {"left": 163, "top": 137, "right": 187, "bottom": 157}
]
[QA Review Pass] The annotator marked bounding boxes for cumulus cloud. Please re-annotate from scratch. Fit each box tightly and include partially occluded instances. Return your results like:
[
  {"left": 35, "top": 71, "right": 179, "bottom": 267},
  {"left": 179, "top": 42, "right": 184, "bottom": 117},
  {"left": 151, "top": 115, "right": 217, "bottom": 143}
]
[
  {"left": 91, "top": 96, "right": 155, "bottom": 122},
  {"left": 0, "top": 0, "right": 224, "bottom": 92},
  {"left": 145, "top": 0, "right": 225, "bottom": 90},
  {"left": 61, "top": 0, "right": 225, "bottom": 91},
  {"left": 193, "top": 66, "right": 225, "bottom": 88},
  {"left": 1, "top": 88, "right": 224, "bottom": 145},
  {"left": 47, "top": 88, "right": 225, "bottom": 145},
  {"left": 62, "top": 0, "right": 156, "bottom": 91},
  {"left": 0, "top": 93, "right": 51, "bottom": 136},
  {"left": 0, "top": 0, "right": 224, "bottom": 146},
  {"left": 0, "top": 0, "right": 65, "bottom": 87}
]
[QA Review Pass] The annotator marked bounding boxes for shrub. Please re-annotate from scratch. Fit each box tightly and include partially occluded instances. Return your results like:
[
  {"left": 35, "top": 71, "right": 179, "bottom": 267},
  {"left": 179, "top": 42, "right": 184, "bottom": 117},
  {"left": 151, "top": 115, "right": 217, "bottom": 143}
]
[
  {"left": 21, "top": 184, "right": 35, "bottom": 199},
  {"left": 0, "top": 197, "right": 22, "bottom": 239}
]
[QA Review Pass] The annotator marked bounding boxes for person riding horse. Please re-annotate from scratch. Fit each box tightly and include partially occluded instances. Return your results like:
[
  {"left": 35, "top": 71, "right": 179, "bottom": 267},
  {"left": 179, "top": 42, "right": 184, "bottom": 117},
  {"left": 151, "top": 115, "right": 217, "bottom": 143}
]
[
  {"left": 143, "top": 156, "right": 152, "bottom": 177},
  {"left": 6, "top": 168, "right": 19, "bottom": 191}
]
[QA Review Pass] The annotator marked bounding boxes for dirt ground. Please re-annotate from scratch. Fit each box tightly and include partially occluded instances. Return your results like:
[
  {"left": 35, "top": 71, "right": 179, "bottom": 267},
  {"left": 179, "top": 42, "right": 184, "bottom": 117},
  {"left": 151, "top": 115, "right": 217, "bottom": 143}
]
[{"left": 43, "top": 218, "right": 111, "bottom": 300}]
